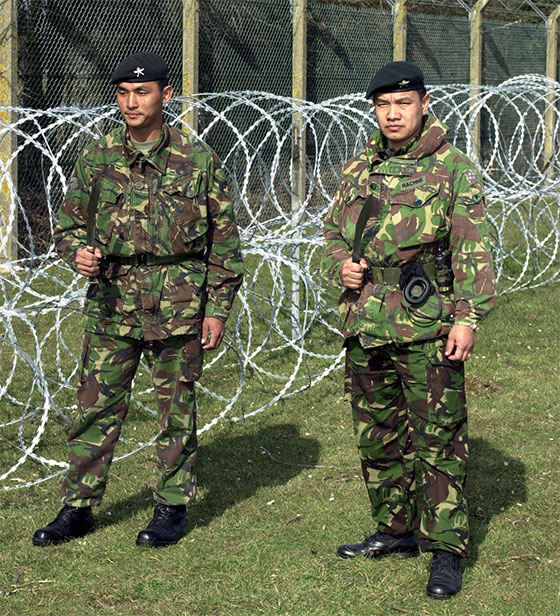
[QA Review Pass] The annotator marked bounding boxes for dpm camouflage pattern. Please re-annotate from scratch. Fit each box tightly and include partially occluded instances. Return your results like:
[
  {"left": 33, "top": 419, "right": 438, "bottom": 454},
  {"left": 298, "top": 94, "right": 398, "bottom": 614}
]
[
  {"left": 54, "top": 124, "right": 244, "bottom": 341},
  {"left": 345, "top": 335, "right": 469, "bottom": 556},
  {"left": 61, "top": 332, "right": 201, "bottom": 507},
  {"left": 321, "top": 115, "right": 496, "bottom": 347}
]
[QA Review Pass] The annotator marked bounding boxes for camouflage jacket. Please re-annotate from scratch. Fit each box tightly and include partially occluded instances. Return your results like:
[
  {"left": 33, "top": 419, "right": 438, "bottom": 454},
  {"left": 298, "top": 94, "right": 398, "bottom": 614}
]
[
  {"left": 54, "top": 124, "right": 244, "bottom": 341},
  {"left": 320, "top": 114, "right": 496, "bottom": 347}
]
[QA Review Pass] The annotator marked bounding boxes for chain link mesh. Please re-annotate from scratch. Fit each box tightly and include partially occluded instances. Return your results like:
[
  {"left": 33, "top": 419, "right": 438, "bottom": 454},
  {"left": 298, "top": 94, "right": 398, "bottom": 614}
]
[
  {"left": 199, "top": 0, "right": 292, "bottom": 95},
  {"left": 407, "top": 13, "right": 470, "bottom": 84},
  {"left": 482, "top": 19, "right": 547, "bottom": 86},
  {"left": 17, "top": 0, "right": 183, "bottom": 108},
  {"left": 306, "top": 1, "right": 393, "bottom": 102}
]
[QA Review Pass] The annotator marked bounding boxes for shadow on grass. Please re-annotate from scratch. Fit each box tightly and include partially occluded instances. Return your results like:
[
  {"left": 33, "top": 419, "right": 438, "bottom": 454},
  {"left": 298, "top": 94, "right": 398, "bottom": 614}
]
[
  {"left": 104, "top": 422, "right": 320, "bottom": 532},
  {"left": 465, "top": 436, "right": 527, "bottom": 567}
]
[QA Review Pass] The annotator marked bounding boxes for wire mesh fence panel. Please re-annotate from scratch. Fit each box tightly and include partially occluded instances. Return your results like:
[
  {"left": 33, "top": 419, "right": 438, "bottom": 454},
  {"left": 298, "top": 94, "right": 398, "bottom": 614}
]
[
  {"left": 407, "top": 12, "right": 470, "bottom": 84},
  {"left": 482, "top": 18, "right": 546, "bottom": 86},
  {"left": 306, "top": 1, "right": 393, "bottom": 103},
  {"left": 17, "top": 0, "right": 183, "bottom": 109},
  {"left": 481, "top": 19, "right": 548, "bottom": 173},
  {"left": 199, "top": 0, "right": 292, "bottom": 95},
  {"left": 196, "top": 0, "right": 294, "bottom": 224}
]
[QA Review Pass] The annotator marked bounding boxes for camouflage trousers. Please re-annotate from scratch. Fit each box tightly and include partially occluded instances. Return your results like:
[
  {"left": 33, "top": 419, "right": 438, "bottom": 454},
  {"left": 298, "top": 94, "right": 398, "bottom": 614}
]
[
  {"left": 61, "top": 331, "right": 201, "bottom": 508},
  {"left": 345, "top": 336, "right": 469, "bottom": 557}
]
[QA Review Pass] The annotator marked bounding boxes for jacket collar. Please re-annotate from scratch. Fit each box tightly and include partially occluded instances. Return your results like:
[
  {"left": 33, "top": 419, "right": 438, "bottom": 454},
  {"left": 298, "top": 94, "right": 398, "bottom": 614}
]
[
  {"left": 120, "top": 123, "right": 172, "bottom": 173},
  {"left": 365, "top": 115, "right": 448, "bottom": 165}
]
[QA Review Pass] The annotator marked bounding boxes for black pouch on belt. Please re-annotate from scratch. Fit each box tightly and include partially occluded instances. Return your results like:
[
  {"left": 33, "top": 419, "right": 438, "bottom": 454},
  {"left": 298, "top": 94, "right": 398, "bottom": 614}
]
[{"left": 399, "top": 261, "right": 435, "bottom": 306}]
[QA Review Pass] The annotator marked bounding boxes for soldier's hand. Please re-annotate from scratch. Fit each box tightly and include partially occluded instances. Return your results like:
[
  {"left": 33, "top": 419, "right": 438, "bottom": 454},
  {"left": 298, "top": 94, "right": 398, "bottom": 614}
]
[
  {"left": 202, "top": 316, "right": 225, "bottom": 350},
  {"left": 445, "top": 324, "right": 475, "bottom": 362},
  {"left": 76, "top": 247, "right": 103, "bottom": 277},
  {"left": 340, "top": 258, "right": 367, "bottom": 289}
]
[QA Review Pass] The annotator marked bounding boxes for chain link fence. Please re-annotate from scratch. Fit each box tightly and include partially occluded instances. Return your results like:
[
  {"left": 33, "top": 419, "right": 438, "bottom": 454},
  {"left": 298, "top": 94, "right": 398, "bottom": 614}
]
[
  {"left": 306, "top": 1, "right": 393, "bottom": 102},
  {"left": 16, "top": 1, "right": 560, "bottom": 106},
  {"left": 17, "top": 0, "right": 183, "bottom": 108},
  {"left": 10, "top": 0, "right": 560, "bottom": 254},
  {"left": 199, "top": 0, "right": 292, "bottom": 95}
]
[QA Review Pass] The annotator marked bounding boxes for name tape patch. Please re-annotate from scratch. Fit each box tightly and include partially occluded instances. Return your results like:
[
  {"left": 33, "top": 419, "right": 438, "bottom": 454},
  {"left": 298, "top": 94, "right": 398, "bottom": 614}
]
[{"left": 400, "top": 177, "right": 425, "bottom": 191}]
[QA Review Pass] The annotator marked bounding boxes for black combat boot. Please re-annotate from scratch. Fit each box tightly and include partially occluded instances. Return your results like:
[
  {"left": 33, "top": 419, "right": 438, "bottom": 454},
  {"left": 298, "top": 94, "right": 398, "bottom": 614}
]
[
  {"left": 426, "top": 549, "right": 462, "bottom": 599},
  {"left": 32, "top": 505, "right": 94, "bottom": 546},
  {"left": 136, "top": 503, "right": 187, "bottom": 547},
  {"left": 337, "top": 530, "right": 418, "bottom": 559}
]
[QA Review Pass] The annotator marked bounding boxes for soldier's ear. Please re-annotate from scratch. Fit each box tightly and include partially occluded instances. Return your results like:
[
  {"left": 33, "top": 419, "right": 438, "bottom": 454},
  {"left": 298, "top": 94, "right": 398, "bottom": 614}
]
[
  {"left": 162, "top": 84, "right": 173, "bottom": 104},
  {"left": 421, "top": 92, "right": 430, "bottom": 114}
]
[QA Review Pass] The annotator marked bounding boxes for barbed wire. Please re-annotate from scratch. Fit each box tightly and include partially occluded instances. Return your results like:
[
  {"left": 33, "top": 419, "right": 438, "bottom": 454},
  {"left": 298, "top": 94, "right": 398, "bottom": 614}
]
[{"left": 1, "top": 75, "right": 559, "bottom": 490}]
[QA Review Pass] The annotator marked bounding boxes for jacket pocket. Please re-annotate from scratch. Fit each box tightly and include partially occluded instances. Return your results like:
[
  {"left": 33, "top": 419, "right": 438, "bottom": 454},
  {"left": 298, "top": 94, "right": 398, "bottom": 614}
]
[
  {"left": 390, "top": 182, "right": 443, "bottom": 246},
  {"left": 94, "top": 181, "right": 126, "bottom": 247},
  {"left": 86, "top": 264, "right": 133, "bottom": 321},
  {"left": 158, "top": 172, "right": 208, "bottom": 250},
  {"left": 425, "top": 338, "right": 466, "bottom": 428},
  {"left": 340, "top": 182, "right": 381, "bottom": 247},
  {"left": 165, "top": 260, "right": 207, "bottom": 322}
]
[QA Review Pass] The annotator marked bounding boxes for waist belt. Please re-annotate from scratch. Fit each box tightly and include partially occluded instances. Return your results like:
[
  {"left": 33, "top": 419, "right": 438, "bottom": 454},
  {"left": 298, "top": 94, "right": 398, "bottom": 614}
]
[
  {"left": 105, "top": 252, "right": 203, "bottom": 266},
  {"left": 368, "top": 262, "right": 437, "bottom": 285}
]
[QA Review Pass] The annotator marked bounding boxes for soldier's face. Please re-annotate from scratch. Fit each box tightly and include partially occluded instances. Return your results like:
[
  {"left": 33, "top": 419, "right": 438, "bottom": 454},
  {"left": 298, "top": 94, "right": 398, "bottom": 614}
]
[
  {"left": 116, "top": 81, "right": 173, "bottom": 136},
  {"left": 373, "top": 90, "right": 430, "bottom": 150}
]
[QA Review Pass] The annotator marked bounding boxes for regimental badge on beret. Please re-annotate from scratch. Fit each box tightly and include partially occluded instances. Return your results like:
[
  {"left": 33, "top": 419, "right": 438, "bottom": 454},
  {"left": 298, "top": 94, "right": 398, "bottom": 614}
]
[
  {"left": 110, "top": 52, "right": 169, "bottom": 84},
  {"left": 366, "top": 61, "right": 425, "bottom": 100}
]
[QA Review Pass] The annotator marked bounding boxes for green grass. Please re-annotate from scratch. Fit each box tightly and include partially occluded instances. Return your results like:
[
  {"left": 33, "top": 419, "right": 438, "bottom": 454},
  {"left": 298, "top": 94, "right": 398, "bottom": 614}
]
[{"left": 1, "top": 283, "right": 560, "bottom": 615}]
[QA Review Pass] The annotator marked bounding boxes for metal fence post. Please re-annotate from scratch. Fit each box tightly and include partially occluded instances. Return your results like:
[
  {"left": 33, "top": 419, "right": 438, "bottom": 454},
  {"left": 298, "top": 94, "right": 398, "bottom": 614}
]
[
  {"left": 183, "top": 0, "right": 199, "bottom": 133},
  {"left": 0, "top": 0, "right": 17, "bottom": 267},
  {"left": 544, "top": 5, "right": 560, "bottom": 175},
  {"left": 469, "top": 0, "right": 490, "bottom": 159},
  {"left": 393, "top": 0, "right": 407, "bottom": 62},
  {"left": 291, "top": 0, "right": 307, "bottom": 340}
]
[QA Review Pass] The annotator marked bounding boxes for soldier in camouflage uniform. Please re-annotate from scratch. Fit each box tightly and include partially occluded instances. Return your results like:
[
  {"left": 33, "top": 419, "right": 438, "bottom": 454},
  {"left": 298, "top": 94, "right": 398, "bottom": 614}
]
[
  {"left": 33, "top": 52, "right": 243, "bottom": 548},
  {"left": 320, "top": 62, "right": 496, "bottom": 598}
]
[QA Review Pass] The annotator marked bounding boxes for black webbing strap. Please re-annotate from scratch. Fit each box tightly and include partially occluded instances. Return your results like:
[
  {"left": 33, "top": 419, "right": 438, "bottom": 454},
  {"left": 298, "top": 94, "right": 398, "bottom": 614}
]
[
  {"left": 86, "top": 175, "right": 102, "bottom": 253},
  {"left": 352, "top": 194, "right": 375, "bottom": 264}
]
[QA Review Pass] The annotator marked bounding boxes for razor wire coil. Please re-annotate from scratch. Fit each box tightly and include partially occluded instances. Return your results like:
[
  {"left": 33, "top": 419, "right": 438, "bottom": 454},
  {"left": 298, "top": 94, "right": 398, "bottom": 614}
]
[{"left": 2, "top": 76, "right": 560, "bottom": 489}]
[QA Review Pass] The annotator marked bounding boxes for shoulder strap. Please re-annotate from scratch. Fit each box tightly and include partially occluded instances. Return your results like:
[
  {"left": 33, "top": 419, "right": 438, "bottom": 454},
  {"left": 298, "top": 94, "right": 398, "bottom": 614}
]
[
  {"left": 86, "top": 175, "right": 103, "bottom": 253},
  {"left": 352, "top": 194, "right": 374, "bottom": 263}
]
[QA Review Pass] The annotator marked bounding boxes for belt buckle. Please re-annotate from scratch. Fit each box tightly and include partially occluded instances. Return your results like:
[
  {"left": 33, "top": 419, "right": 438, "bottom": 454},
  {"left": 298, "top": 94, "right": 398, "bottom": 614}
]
[
  {"left": 379, "top": 266, "right": 386, "bottom": 284},
  {"left": 367, "top": 265, "right": 383, "bottom": 285},
  {"left": 138, "top": 254, "right": 147, "bottom": 266}
]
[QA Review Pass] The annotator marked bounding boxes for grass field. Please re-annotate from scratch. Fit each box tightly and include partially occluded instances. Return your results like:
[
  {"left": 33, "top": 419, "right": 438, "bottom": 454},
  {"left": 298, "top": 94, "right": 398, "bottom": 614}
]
[{"left": 1, "top": 282, "right": 559, "bottom": 616}]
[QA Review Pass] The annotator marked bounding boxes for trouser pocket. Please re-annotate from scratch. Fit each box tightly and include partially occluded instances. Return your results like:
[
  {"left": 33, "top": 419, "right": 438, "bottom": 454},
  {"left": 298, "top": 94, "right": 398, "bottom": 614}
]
[
  {"left": 181, "top": 334, "right": 203, "bottom": 382},
  {"left": 425, "top": 338, "right": 466, "bottom": 428}
]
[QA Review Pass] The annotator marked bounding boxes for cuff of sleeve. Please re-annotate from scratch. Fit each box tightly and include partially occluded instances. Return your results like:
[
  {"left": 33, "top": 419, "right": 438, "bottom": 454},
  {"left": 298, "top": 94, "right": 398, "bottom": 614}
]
[
  {"left": 455, "top": 302, "right": 480, "bottom": 329},
  {"left": 204, "top": 301, "right": 229, "bottom": 322},
  {"left": 454, "top": 318, "right": 478, "bottom": 330},
  {"left": 320, "top": 259, "right": 345, "bottom": 287},
  {"left": 453, "top": 300, "right": 479, "bottom": 328}
]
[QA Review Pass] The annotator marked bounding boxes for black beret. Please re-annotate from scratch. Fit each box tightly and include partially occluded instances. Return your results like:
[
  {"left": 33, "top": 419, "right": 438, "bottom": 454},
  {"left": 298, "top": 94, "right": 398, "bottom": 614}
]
[
  {"left": 366, "top": 61, "right": 425, "bottom": 99},
  {"left": 110, "top": 52, "right": 169, "bottom": 84}
]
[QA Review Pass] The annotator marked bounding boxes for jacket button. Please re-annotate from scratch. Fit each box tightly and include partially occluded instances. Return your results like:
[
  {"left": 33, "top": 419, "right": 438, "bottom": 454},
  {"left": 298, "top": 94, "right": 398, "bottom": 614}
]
[
  {"left": 134, "top": 181, "right": 144, "bottom": 190},
  {"left": 185, "top": 189, "right": 195, "bottom": 198}
]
